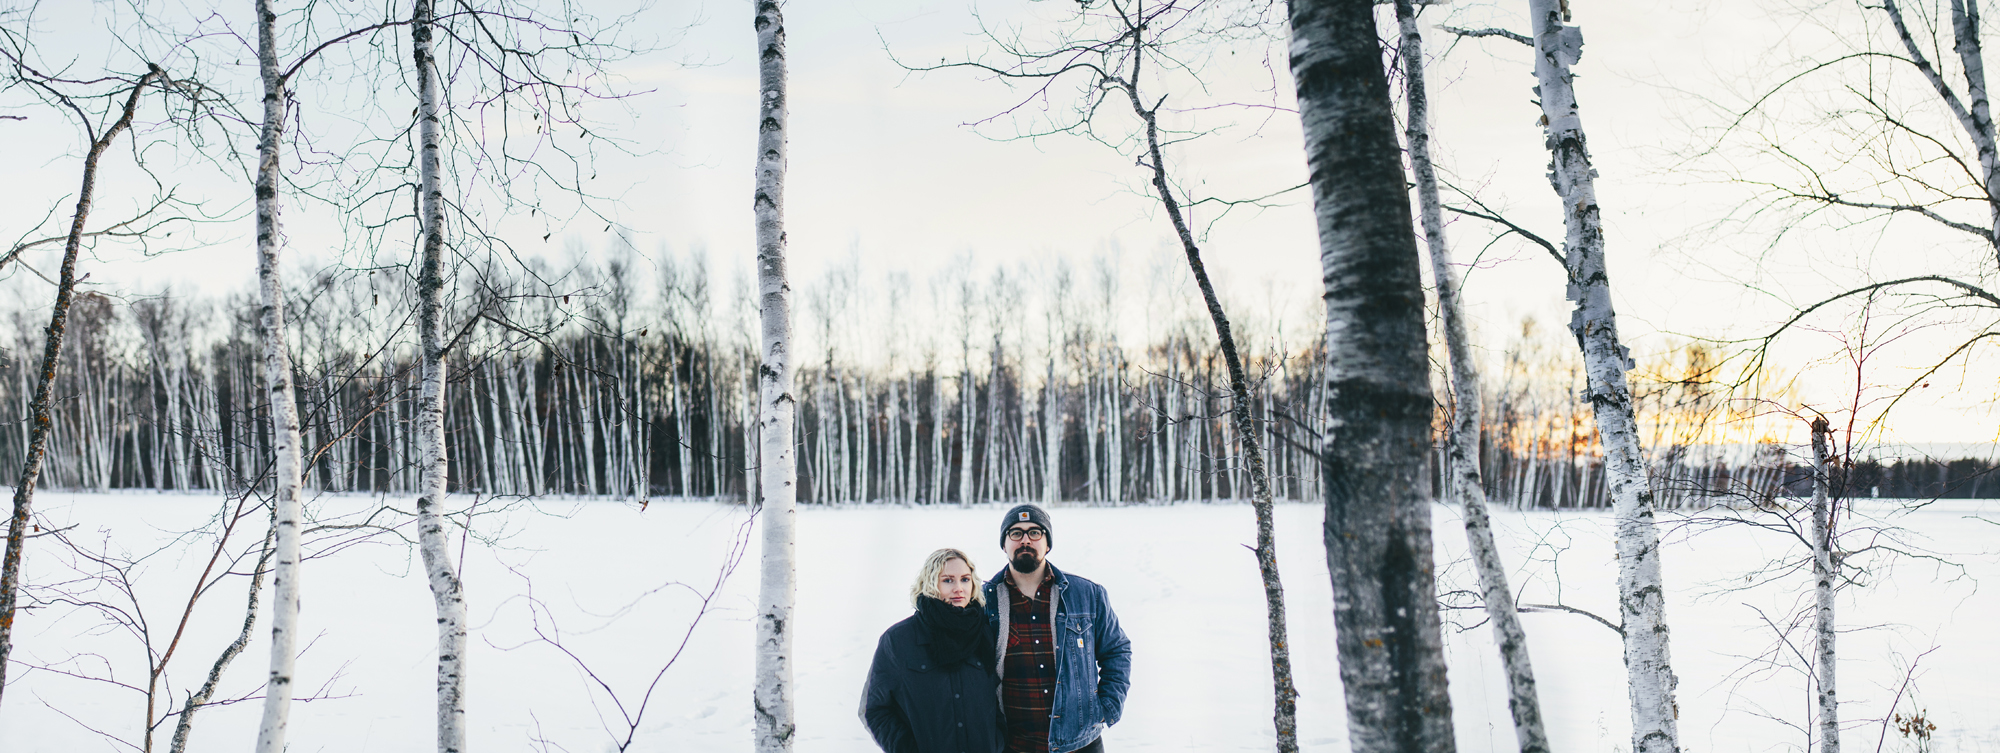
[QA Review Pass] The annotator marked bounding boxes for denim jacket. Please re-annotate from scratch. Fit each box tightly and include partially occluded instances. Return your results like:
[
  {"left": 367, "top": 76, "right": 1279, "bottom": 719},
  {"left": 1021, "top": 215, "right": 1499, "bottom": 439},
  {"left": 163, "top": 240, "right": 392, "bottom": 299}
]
[{"left": 982, "top": 563, "right": 1132, "bottom": 753}]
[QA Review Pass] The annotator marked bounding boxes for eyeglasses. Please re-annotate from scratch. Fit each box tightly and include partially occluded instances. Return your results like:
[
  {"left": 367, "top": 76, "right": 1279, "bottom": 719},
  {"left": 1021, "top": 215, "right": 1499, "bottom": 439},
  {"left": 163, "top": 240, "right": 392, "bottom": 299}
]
[{"left": 1006, "top": 527, "right": 1046, "bottom": 542}]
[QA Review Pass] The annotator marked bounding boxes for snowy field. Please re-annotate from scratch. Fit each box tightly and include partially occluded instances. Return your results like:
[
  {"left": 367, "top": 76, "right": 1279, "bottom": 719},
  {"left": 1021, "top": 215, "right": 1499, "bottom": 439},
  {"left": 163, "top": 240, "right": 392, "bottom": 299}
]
[{"left": 1, "top": 492, "right": 1995, "bottom": 752}]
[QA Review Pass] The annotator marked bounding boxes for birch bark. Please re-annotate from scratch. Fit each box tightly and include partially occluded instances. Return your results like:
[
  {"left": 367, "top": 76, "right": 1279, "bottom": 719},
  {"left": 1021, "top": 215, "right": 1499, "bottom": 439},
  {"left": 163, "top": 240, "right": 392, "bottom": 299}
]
[
  {"left": 752, "top": 0, "right": 798, "bottom": 749},
  {"left": 0, "top": 62, "right": 162, "bottom": 712},
  {"left": 1947, "top": 0, "right": 2000, "bottom": 259},
  {"left": 1287, "top": 0, "right": 1456, "bottom": 748},
  {"left": 1881, "top": 0, "right": 2000, "bottom": 259},
  {"left": 959, "top": 369, "right": 976, "bottom": 503},
  {"left": 1525, "top": 2, "right": 1680, "bottom": 749},
  {"left": 251, "top": 0, "right": 308, "bottom": 745},
  {"left": 1809, "top": 417, "right": 1838, "bottom": 753},
  {"left": 1394, "top": 2, "right": 1549, "bottom": 750},
  {"left": 412, "top": 0, "right": 469, "bottom": 749}
]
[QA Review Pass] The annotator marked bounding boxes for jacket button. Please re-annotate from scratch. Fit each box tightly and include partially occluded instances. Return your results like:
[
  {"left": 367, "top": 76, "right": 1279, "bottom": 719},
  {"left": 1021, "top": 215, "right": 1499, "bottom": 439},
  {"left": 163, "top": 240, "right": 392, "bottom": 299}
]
[{"left": 954, "top": 694, "right": 960, "bottom": 698}]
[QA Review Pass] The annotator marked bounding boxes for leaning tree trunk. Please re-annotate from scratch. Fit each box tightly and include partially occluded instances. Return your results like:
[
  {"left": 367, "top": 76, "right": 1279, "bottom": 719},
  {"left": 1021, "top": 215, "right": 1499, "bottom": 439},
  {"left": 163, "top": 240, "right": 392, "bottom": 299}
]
[
  {"left": 0, "top": 63, "right": 162, "bottom": 712},
  {"left": 1809, "top": 416, "right": 1838, "bottom": 753},
  {"left": 752, "top": 1, "right": 798, "bottom": 750},
  {"left": 1526, "top": 2, "right": 1680, "bottom": 750},
  {"left": 1948, "top": 0, "right": 2000, "bottom": 263},
  {"left": 1394, "top": 2, "right": 1550, "bottom": 751},
  {"left": 172, "top": 528, "right": 274, "bottom": 753},
  {"left": 412, "top": 1, "right": 469, "bottom": 751},
  {"left": 1882, "top": 0, "right": 2000, "bottom": 261},
  {"left": 1287, "top": 0, "right": 1457, "bottom": 750},
  {"left": 252, "top": 0, "right": 308, "bottom": 747},
  {"left": 1116, "top": 35, "right": 1298, "bottom": 752}
]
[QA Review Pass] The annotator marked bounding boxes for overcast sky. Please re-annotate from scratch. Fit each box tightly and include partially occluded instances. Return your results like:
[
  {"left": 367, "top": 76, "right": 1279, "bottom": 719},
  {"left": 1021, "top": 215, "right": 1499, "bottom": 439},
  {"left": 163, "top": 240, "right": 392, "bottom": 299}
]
[{"left": 5, "top": 0, "right": 1997, "bottom": 446}]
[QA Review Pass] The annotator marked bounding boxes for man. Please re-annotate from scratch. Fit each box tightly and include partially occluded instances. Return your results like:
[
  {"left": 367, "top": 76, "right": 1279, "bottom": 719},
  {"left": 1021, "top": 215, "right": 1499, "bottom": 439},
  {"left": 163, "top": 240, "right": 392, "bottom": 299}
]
[{"left": 982, "top": 504, "right": 1131, "bottom": 753}]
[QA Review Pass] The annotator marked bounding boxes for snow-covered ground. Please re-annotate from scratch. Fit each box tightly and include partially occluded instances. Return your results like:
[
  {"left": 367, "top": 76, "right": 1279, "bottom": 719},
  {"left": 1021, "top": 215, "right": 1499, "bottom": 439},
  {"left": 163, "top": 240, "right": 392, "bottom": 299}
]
[{"left": 2, "top": 492, "right": 1995, "bottom": 752}]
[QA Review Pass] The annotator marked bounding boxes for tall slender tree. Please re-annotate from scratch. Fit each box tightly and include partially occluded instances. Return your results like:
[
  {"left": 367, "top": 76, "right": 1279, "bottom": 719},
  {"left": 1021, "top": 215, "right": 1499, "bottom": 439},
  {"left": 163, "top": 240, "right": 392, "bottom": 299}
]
[
  {"left": 251, "top": 0, "right": 307, "bottom": 748},
  {"left": 1287, "top": 0, "right": 1456, "bottom": 749},
  {"left": 751, "top": 0, "right": 798, "bottom": 750},
  {"left": 1808, "top": 416, "right": 1838, "bottom": 753},
  {"left": 1392, "top": 1, "right": 1549, "bottom": 750},
  {"left": 411, "top": 0, "right": 468, "bottom": 749},
  {"left": 0, "top": 58, "right": 164, "bottom": 713},
  {"left": 1107, "top": 11, "right": 1300, "bottom": 745},
  {"left": 1526, "top": 2, "right": 1680, "bottom": 749}
]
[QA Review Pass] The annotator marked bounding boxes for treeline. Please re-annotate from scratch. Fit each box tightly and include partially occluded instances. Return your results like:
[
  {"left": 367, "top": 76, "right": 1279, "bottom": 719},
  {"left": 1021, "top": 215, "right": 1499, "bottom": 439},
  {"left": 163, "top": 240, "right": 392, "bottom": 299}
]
[
  {"left": 1765, "top": 455, "right": 2000, "bottom": 500},
  {"left": 6, "top": 257, "right": 1978, "bottom": 505}
]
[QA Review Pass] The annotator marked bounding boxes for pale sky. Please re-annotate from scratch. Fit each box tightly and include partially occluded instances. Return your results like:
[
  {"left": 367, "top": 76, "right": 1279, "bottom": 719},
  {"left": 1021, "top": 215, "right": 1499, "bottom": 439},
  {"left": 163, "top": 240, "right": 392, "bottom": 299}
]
[{"left": 5, "top": 0, "right": 1998, "bottom": 445}]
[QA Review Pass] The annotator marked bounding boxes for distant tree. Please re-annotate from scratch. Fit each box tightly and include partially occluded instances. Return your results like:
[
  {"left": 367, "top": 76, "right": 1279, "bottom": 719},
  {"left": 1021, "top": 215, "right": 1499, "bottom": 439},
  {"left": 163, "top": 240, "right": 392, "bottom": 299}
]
[{"left": 1287, "top": 0, "right": 1456, "bottom": 749}]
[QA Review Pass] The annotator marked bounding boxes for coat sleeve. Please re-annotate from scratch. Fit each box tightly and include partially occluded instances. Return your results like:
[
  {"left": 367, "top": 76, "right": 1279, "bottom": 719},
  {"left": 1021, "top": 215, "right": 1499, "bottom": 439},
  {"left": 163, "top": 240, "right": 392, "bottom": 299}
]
[
  {"left": 1092, "top": 585, "right": 1133, "bottom": 726},
  {"left": 860, "top": 632, "right": 918, "bottom": 753}
]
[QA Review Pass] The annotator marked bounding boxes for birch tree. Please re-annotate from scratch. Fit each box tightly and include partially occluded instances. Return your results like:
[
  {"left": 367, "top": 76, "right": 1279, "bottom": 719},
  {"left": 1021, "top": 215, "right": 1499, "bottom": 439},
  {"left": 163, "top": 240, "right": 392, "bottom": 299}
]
[
  {"left": 1287, "top": 0, "right": 1455, "bottom": 748},
  {"left": 1808, "top": 416, "right": 1838, "bottom": 753},
  {"left": 411, "top": 0, "right": 468, "bottom": 749},
  {"left": 1391, "top": 1, "right": 1548, "bottom": 750},
  {"left": 0, "top": 56, "right": 165, "bottom": 713},
  {"left": 1526, "top": 2, "right": 1679, "bottom": 749},
  {"left": 251, "top": 0, "right": 307, "bottom": 748},
  {"left": 751, "top": 0, "right": 798, "bottom": 750}
]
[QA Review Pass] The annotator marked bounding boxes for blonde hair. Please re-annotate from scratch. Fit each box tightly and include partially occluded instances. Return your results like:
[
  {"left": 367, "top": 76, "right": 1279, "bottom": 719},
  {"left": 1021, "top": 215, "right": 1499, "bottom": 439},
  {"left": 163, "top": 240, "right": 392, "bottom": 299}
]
[{"left": 910, "top": 548, "right": 984, "bottom": 608}]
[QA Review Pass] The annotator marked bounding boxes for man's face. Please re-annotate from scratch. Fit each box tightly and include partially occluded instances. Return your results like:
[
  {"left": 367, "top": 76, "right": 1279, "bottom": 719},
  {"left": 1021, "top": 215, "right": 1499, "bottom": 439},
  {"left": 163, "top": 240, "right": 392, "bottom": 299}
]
[{"left": 1004, "top": 522, "right": 1049, "bottom": 574}]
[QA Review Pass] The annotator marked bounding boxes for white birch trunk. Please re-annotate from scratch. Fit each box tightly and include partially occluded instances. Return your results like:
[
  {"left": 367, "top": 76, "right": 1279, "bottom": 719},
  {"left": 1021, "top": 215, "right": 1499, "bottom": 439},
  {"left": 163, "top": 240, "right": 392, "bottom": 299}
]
[
  {"left": 1287, "top": 0, "right": 1456, "bottom": 748},
  {"left": 744, "top": 361, "right": 758, "bottom": 503},
  {"left": 1881, "top": 0, "right": 2000, "bottom": 257},
  {"left": 959, "top": 370, "right": 975, "bottom": 504},
  {"left": 752, "top": 1, "right": 798, "bottom": 748},
  {"left": 413, "top": 1, "right": 469, "bottom": 748},
  {"left": 983, "top": 340, "right": 1002, "bottom": 502},
  {"left": 1949, "top": 0, "right": 2000, "bottom": 258},
  {"left": 1395, "top": 2, "right": 1550, "bottom": 750},
  {"left": 251, "top": 0, "right": 307, "bottom": 745},
  {"left": 1525, "top": 2, "right": 1680, "bottom": 749},
  {"left": 860, "top": 373, "right": 873, "bottom": 501},
  {"left": 1809, "top": 417, "right": 1838, "bottom": 753}
]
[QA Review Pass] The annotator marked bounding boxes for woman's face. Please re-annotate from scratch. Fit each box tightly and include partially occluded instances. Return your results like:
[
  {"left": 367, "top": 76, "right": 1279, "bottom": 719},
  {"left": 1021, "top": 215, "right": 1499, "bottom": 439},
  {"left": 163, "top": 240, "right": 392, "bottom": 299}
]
[{"left": 937, "top": 558, "right": 975, "bottom": 608}]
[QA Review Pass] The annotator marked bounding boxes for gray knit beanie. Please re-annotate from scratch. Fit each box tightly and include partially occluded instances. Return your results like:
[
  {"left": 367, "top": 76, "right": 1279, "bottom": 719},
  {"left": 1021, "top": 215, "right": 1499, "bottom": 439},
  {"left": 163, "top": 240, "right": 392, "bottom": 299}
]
[{"left": 1000, "top": 504, "right": 1053, "bottom": 547}]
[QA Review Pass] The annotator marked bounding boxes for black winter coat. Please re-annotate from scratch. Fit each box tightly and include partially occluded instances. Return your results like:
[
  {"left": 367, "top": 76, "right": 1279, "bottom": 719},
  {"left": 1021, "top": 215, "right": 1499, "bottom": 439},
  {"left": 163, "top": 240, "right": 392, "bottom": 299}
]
[{"left": 859, "top": 614, "right": 1005, "bottom": 753}]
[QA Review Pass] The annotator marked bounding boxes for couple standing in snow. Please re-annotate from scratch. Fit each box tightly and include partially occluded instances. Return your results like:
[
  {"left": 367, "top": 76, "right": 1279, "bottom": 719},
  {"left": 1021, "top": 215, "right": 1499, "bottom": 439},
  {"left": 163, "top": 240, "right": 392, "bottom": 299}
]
[{"left": 861, "top": 504, "right": 1133, "bottom": 753}]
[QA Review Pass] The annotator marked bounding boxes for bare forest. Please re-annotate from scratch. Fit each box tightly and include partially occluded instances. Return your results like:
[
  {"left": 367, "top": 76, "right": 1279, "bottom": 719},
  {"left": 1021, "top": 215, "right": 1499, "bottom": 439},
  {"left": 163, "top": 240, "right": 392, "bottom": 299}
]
[
  {"left": 0, "top": 264, "right": 1861, "bottom": 509},
  {"left": 6, "top": 0, "right": 2000, "bottom": 752}
]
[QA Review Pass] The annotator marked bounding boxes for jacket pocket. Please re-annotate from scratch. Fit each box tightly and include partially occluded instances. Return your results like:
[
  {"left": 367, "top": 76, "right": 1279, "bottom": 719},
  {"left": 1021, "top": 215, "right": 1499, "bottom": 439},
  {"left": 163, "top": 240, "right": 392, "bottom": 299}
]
[{"left": 1060, "top": 616, "right": 1100, "bottom": 728}]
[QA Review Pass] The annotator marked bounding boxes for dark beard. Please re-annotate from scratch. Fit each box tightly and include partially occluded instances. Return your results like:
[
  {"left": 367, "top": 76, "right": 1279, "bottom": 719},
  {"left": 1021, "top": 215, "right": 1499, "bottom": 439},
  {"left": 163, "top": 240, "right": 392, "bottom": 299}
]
[{"left": 1010, "top": 549, "right": 1041, "bottom": 573}]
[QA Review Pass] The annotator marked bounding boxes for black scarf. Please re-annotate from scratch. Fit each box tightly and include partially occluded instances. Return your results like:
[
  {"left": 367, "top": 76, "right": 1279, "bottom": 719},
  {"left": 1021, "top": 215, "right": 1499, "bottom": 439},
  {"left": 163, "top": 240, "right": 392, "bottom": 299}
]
[{"left": 914, "top": 595, "right": 990, "bottom": 669}]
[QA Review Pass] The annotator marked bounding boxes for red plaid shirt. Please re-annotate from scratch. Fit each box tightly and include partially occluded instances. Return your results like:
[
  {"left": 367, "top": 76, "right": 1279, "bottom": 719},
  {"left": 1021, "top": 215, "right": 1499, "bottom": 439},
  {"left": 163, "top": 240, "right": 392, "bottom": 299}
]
[{"left": 1002, "top": 570, "right": 1058, "bottom": 753}]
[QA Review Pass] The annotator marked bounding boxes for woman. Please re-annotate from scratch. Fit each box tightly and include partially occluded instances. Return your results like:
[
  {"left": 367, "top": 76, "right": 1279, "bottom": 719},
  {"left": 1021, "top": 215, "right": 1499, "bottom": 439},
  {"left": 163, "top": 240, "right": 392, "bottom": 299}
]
[{"left": 861, "top": 548, "right": 1004, "bottom": 753}]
